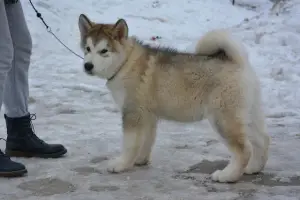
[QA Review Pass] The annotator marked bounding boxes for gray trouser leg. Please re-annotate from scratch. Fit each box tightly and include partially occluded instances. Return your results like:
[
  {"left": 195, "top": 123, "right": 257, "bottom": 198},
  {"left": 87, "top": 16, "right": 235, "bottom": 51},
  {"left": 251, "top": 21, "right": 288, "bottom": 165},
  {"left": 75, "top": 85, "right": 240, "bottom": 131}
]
[
  {"left": 0, "top": 1, "right": 14, "bottom": 114},
  {"left": 3, "top": 1, "right": 32, "bottom": 118}
]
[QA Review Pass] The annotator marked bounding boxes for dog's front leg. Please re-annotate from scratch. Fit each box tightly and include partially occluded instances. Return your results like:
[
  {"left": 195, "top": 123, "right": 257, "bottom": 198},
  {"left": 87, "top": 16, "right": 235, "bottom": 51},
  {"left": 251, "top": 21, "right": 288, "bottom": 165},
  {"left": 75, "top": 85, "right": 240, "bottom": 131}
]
[
  {"left": 107, "top": 107, "right": 144, "bottom": 173},
  {"left": 135, "top": 115, "right": 157, "bottom": 166}
]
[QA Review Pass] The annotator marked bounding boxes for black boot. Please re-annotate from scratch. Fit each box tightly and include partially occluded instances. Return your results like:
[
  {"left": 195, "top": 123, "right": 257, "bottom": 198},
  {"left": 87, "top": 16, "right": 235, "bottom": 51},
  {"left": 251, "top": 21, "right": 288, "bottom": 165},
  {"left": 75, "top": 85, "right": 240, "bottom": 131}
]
[
  {"left": 0, "top": 147, "right": 27, "bottom": 177},
  {"left": 4, "top": 113, "right": 67, "bottom": 158}
]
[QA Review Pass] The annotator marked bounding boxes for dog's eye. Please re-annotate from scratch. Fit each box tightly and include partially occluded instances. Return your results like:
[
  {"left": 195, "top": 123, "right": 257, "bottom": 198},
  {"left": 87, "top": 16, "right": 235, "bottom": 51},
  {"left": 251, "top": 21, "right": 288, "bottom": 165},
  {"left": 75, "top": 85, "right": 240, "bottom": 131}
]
[
  {"left": 99, "top": 49, "right": 108, "bottom": 54},
  {"left": 86, "top": 47, "right": 91, "bottom": 52}
]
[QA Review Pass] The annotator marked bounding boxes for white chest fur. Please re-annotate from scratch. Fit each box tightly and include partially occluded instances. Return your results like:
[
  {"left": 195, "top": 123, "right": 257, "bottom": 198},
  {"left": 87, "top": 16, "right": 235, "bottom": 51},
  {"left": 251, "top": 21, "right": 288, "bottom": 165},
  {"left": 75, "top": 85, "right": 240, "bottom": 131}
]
[{"left": 106, "top": 79, "right": 126, "bottom": 111}]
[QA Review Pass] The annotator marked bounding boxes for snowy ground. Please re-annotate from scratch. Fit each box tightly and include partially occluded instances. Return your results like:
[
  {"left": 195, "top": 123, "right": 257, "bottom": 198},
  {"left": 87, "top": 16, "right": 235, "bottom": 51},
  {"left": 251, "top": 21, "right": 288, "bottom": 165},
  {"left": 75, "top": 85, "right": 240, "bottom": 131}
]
[{"left": 1, "top": 0, "right": 300, "bottom": 199}]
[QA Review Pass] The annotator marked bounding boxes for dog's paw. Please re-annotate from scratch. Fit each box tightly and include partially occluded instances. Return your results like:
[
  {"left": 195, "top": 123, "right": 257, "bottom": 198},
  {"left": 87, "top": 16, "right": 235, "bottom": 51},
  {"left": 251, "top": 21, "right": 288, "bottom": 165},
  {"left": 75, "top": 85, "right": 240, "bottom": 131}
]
[
  {"left": 211, "top": 169, "right": 240, "bottom": 183},
  {"left": 244, "top": 163, "right": 263, "bottom": 175},
  {"left": 134, "top": 158, "right": 150, "bottom": 166},
  {"left": 107, "top": 157, "right": 133, "bottom": 173}
]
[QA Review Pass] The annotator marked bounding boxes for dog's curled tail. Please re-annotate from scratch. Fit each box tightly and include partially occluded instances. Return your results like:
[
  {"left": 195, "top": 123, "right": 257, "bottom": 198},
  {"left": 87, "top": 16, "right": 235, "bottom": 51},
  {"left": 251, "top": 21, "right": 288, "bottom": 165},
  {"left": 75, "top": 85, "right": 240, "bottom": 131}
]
[{"left": 195, "top": 29, "right": 249, "bottom": 66}]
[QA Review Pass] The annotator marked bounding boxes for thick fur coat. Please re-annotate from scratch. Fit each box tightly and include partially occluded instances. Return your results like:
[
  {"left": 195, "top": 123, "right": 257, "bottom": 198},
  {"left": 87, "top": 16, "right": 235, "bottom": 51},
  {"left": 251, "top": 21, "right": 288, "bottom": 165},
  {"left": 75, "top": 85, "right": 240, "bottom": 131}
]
[{"left": 78, "top": 14, "right": 270, "bottom": 183}]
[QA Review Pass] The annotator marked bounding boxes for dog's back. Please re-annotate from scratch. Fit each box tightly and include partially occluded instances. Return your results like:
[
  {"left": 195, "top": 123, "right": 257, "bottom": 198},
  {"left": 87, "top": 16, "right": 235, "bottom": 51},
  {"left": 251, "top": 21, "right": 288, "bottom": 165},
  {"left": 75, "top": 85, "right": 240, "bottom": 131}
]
[{"left": 135, "top": 30, "right": 255, "bottom": 123}]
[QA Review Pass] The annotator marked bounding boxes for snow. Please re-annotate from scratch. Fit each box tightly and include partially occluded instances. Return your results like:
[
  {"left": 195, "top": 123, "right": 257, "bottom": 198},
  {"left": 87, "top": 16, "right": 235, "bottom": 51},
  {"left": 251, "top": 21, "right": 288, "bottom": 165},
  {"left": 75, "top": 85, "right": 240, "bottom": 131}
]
[{"left": 1, "top": 0, "right": 300, "bottom": 199}]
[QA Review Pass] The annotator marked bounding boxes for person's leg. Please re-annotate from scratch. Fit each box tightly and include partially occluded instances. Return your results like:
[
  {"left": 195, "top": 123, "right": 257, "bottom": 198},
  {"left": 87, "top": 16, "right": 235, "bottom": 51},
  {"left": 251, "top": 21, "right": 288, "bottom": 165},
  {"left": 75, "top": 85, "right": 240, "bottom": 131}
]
[
  {"left": 3, "top": 2, "right": 30, "bottom": 118},
  {"left": 0, "top": 0, "right": 27, "bottom": 178},
  {"left": 3, "top": 1, "right": 67, "bottom": 158}
]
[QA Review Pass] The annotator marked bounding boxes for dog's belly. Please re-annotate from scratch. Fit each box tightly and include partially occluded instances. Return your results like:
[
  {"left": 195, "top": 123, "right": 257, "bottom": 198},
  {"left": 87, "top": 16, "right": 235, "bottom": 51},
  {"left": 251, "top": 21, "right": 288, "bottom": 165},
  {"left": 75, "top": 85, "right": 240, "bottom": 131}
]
[
  {"left": 155, "top": 87, "right": 207, "bottom": 122},
  {"left": 157, "top": 104, "right": 206, "bottom": 122}
]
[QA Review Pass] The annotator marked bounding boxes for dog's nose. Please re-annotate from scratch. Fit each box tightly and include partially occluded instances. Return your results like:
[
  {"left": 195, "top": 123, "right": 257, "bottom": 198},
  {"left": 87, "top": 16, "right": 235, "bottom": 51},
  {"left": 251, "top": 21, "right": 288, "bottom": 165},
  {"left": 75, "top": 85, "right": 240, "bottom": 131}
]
[{"left": 84, "top": 63, "right": 94, "bottom": 71}]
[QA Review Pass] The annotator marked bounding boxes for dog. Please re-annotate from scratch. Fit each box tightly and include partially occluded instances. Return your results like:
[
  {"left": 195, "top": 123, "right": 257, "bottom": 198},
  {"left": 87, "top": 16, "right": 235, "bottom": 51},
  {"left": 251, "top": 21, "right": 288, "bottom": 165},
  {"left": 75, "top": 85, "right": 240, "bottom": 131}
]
[{"left": 77, "top": 14, "right": 270, "bottom": 183}]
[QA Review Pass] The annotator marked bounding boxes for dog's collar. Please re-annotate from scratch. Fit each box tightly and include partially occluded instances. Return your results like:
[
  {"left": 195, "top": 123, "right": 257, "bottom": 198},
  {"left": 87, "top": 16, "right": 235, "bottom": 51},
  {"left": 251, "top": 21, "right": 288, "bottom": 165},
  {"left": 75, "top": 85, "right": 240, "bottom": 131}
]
[
  {"left": 107, "top": 68, "right": 120, "bottom": 81},
  {"left": 107, "top": 41, "right": 135, "bottom": 82}
]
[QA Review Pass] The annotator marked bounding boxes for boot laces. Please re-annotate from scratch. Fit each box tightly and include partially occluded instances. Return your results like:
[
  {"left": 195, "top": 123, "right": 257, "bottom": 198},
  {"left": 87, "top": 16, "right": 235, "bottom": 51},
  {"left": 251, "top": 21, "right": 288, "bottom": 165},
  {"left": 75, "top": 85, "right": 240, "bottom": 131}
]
[{"left": 26, "top": 113, "right": 46, "bottom": 145}]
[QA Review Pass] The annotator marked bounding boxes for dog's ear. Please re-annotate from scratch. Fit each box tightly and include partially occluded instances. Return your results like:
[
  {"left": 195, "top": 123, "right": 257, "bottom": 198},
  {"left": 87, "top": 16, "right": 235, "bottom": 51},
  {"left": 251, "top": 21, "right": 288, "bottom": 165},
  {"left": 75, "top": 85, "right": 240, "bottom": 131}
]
[
  {"left": 78, "top": 14, "right": 93, "bottom": 36},
  {"left": 112, "top": 18, "right": 128, "bottom": 41}
]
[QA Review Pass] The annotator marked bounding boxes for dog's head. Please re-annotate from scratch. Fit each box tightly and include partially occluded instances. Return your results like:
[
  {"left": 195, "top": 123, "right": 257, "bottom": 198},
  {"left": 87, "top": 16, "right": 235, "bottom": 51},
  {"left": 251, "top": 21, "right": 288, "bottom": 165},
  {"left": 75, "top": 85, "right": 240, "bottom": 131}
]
[{"left": 78, "top": 14, "right": 129, "bottom": 79}]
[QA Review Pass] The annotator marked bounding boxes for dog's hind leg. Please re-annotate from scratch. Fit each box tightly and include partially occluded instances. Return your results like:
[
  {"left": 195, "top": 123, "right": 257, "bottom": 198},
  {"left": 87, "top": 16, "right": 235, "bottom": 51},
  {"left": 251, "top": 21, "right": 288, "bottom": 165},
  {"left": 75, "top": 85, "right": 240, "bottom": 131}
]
[
  {"left": 135, "top": 116, "right": 157, "bottom": 166},
  {"left": 244, "top": 103, "right": 270, "bottom": 174},
  {"left": 208, "top": 110, "right": 251, "bottom": 183}
]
